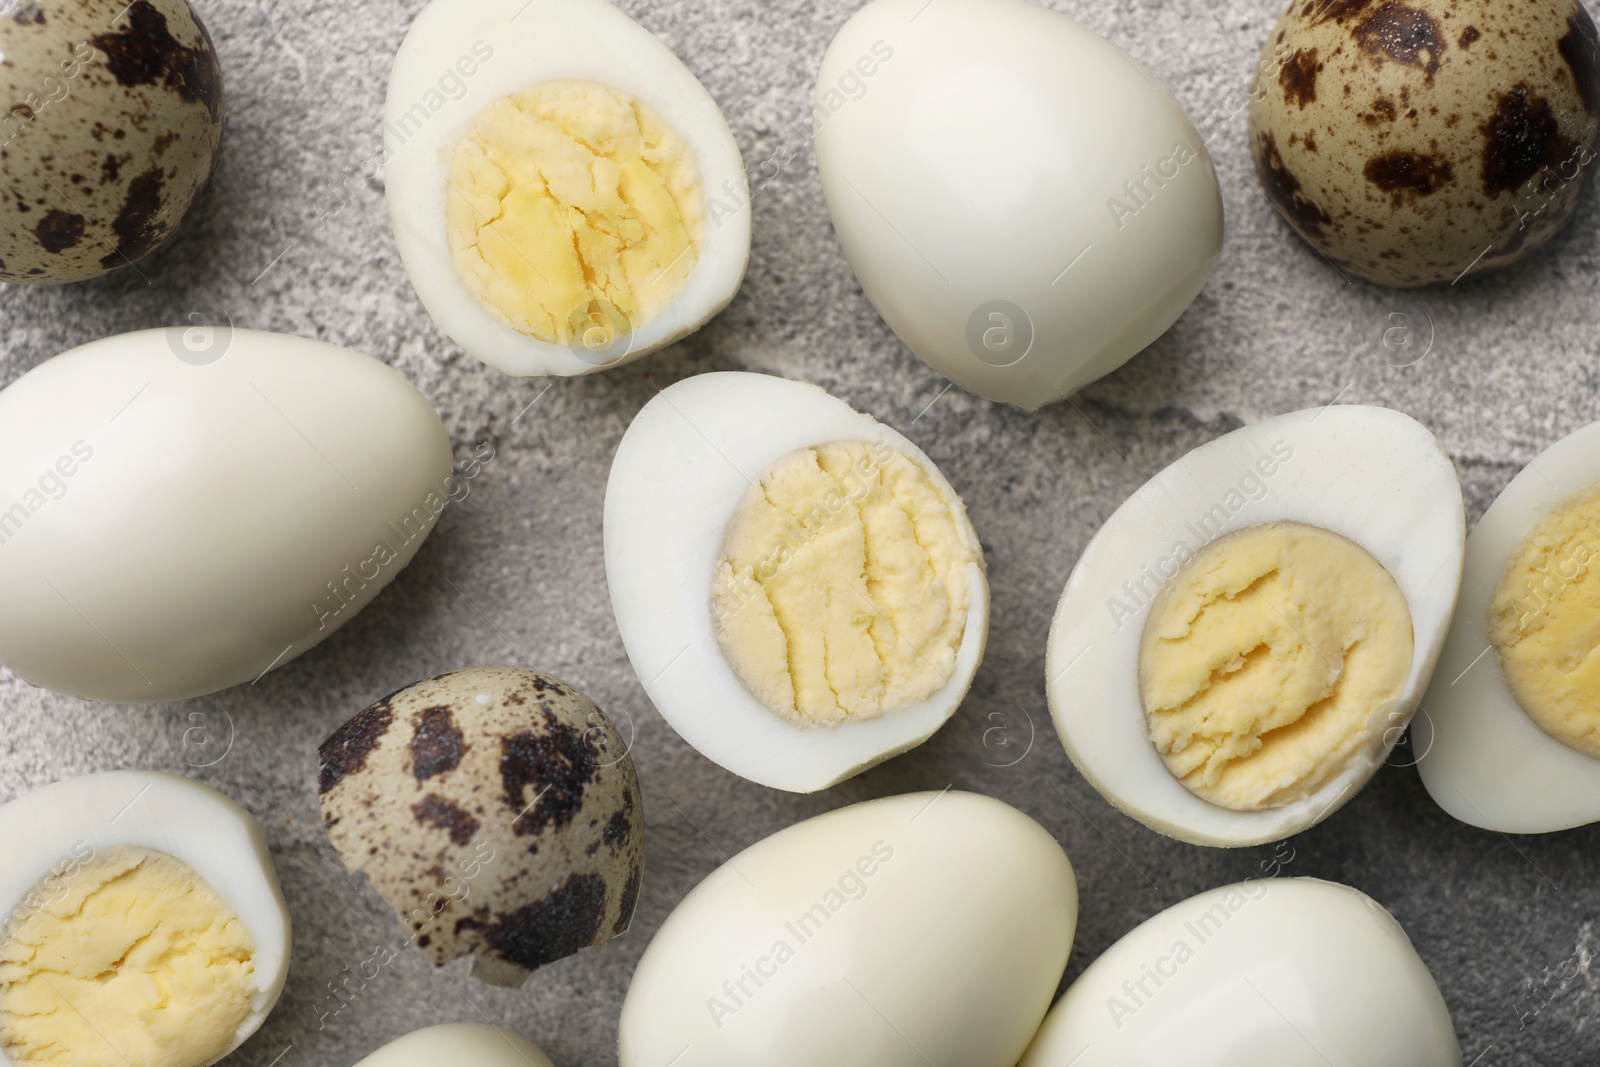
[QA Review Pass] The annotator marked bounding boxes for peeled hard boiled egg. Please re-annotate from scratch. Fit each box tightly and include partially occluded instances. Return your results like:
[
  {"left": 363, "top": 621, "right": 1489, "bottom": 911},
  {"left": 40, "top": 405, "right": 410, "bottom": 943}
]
[
  {"left": 353, "top": 1024, "right": 555, "bottom": 1067},
  {"left": 0, "top": 328, "right": 452, "bottom": 704},
  {"left": 619, "top": 791, "right": 1076, "bottom": 1067},
  {"left": 1019, "top": 878, "right": 1458, "bottom": 1066},
  {"left": 1417, "top": 418, "right": 1600, "bottom": 832},
  {"left": 1047, "top": 406, "right": 1464, "bottom": 846},
  {"left": 814, "top": 0, "right": 1223, "bottom": 410},
  {"left": 0, "top": 770, "right": 290, "bottom": 1067},
  {"left": 1250, "top": 0, "right": 1600, "bottom": 287},
  {"left": 605, "top": 372, "right": 989, "bottom": 792},
  {"left": 384, "top": 0, "right": 750, "bottom": 377}
]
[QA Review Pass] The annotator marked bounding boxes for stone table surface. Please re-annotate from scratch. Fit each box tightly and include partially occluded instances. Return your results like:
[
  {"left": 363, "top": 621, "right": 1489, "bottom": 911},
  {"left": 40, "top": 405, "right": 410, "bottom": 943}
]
[{"left": 3, "top": 0, "right": 1599, "bottom": 1064}]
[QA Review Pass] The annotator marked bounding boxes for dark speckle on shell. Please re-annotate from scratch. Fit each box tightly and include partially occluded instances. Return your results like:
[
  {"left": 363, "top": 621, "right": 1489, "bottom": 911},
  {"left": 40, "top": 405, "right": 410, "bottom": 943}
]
[
  {"left": 501, "top": 709, "right": 598, "bottom": 838},
  {"left": 1364, "top": 149, "right": 1454, "bottom": 198},
  {"left": 1254, "top": 131, "right": 1333, "bottom": 237},
  {"left": 1280, "top": 47, "right": 1321, "bottom": 108},
  {"left": 33, "top": 207, "right": 81, "bottom": 251},
  {"left": 1480, "top": 85, "right": 1575, "bottom": 195},
  {"left": 1558, "top": 11, "right": 1600, "bottom": 117},
  {"left": 457, "top": 872, "right": 609, "bottom": 972},
  {"left": 410, "top": 705, "right": 466, "bottom": 781},
  {"left": 1352, "top": 4, "right": 1445, "bottom": 79},
  {"left": 413, "top": 793, "right": 480, "bottom": 847},
  {"left": 319, "top": 700, "right": 394, "bottom": 795},
  {"left": 89, "top": 0, "right": 221, "bottom": 122},
  {"left": 99, "top": 165, "right": 165, "bottom": 268}
]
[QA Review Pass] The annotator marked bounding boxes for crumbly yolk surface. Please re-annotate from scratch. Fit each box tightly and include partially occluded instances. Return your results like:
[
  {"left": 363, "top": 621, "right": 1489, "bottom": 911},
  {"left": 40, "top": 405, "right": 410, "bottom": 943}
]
[
  {"left": 712, "top": 441, "right": 975, "bottom": 727},
  {"left": 446, "top": 79, "right": 704, "bottom": 348},
  {"left": 1139, "top": 522, "right": 1413, "bottom": 811},
  {"left": 1489, "top": 483, "right": 1600, "bottom": 759},
  {"left": 0, "top": 847, "right": 256, "bottom": 1067}
]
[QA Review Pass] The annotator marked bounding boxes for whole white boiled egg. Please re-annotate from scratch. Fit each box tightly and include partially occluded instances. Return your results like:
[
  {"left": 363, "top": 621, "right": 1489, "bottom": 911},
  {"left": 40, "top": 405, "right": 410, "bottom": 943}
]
[
  {"left": 385, "top": 0, "right": 751, "bottom": 377},
  {"left": 619, "top": 791, "right": 1076, "bottom": 1067},
  {"left": 814, "top": 0, "right": 1223, "bottom": 410},
  {"left": 0, "top": 771, "right": 290, "bottom": 1067},
  {"left": 352, "top": 1023, "right": 554, "bottom": 1067},
  {"left": 0, "top": 328, "right": 453, "bottom": 704},
  {"left": 604, "top": 372, "right": 988, "bottom": 792},
  {"left": 1047, "top": 406, "right": 1464, "bottom": 846},
  {"left": 1019, "top": 878, "right": 1458, "bottom": 1066},
  {"left": 1417, "top": 418, "right": 1600, "bottom": 833}
]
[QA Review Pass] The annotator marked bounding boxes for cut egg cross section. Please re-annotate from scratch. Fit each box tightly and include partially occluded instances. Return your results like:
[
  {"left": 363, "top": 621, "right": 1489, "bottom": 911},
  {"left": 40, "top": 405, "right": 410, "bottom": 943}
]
[
  {"left": 1047, "top": 406, "right": 1464, "bottom": 846},
  {"left": 1418, "top": 417, "right": 1600, "bottom": 833},
  {"left": 605, "top": 372, "right": 989, "bottom": 792},
  {"left": 385, "top": 0, "right": 751, "bottom": 378},
  {"left": 0, "top": 771, "right": 289, "bottom": 1067}
]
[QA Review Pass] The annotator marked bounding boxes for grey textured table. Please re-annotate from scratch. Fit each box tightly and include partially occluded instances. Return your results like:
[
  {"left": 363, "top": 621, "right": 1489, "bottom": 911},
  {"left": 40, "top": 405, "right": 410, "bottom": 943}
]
[{"left": 2, "top": 0, "right": 1597, "bottom": 1064}]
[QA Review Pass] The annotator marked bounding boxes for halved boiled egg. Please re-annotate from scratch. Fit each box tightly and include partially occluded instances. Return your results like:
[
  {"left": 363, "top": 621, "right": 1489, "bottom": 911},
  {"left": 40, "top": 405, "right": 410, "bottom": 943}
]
[
  {"left": 1047, "top": 406, "right": 1464, "bottom": 846},
  {"left": 605, "top": 372, "right": 989, "bottom": 792},
  {"left": 0, "top": 771, "right": 289, "bottom": 1067},
  {"left": 384, "top": 0, "right": 751, "bottom": 377},
  {"left": 1418, "top": 418, "right": 1600, "bottom": 833}
]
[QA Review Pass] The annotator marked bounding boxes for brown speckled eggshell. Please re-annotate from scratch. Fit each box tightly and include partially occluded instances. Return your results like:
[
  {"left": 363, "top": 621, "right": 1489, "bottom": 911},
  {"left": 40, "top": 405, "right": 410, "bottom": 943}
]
[
  {"left": 0, "top": 0, "right": 224, "bottom": 283},
  {"left": 318, "top": 665, "right": 645, "bottom": 988},
  {"left": 1248, "top": 0, "right": 1600, "bottom": 287}
]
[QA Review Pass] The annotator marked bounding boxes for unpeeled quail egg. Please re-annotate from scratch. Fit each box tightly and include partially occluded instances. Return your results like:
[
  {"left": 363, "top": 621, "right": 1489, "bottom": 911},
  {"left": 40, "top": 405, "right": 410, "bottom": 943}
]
[
  {"left": 605, "top": 372, "right": 989, "bottom": 793},
  {"left": 0, "top": 329, "right": 453, "bottom": 704},
  {"left": 815, "top": 0, "right": 1223, "bottom": 409},
  {"left": 1047, "top": 405, "right": 1464, "bottom": 846},
  {"left": 0, "top": 770, "right": 289, "bottom": 1067},
  {"left": 619, "top": 791, "right": 1076, "bottom": 1067},
  {"left": 1418, "top": 418, "right": 1600, "bottom": 832},
  {"left": 0, "top": 0, "right": 225, "bottom": 283},
  {"left": 1019, "top": 878, "right": 1458, "bottom": 1066},
  {"left": 352, "top": 1024, "right": 554, "bottom": 1067},
  {"left": 1249, "top": 0, "right": 1600, "bottom": 286},
  {"left": 319, "top": 666, "right": 644, "bottom": 988},
  {"left": 385, "top": 0, "right": 750, "bottom": 377}
]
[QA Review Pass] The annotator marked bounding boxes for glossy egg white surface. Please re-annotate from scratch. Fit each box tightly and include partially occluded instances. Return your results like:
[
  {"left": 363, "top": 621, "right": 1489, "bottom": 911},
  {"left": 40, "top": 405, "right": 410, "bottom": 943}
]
[
  {"left": 352, "top": 1023, "right": 554, "bottom": 1067},
  {"left": 0, "top": 770, "right": 291, "bottom": 1067},
  {"left": 618, "top": 791, "right": 1076, "bottom": 1067},
  {"left": 384, "top": 0, "right": 751, "bottom": 378},
  {"left": 1047, "top": 406, "right": 1464, "bottom": 846},
  {"left": 0, "top": 328, "right": 453, "bottom": 704},
  {"left": 814, "top": 0, "right": 1222, "bottom": 410},
  {"left": 1417, "top": 419, "right": 1600, "bottom": 832},
  {"left": 1019, "top": 878, "right": 1458, "bottom": 1067},
  {"left": 604, "top": 372, "right": 989, "bottom": 792}
]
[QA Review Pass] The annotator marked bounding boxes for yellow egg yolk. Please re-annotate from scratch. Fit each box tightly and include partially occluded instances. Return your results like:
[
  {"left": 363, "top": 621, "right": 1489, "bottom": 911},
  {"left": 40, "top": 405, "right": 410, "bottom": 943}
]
[
  {"left": 711, "top": 441, "right": 974, "bottom": 727},
  {"left": 445, "top": 79, "right": 704, "bottom": 351},
  {"left": 1139, "top": 522, "right": 1414, "bottom": 811},
  {"left": 1489, "top": 483, "right": 1600, "bottom": 759},
  {"left": 0, "top": 846, "right": 256, "bottom": 1067}
]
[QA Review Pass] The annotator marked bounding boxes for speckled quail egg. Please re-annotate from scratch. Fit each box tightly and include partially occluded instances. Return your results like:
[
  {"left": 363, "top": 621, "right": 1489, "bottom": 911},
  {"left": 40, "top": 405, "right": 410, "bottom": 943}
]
[
  {"left": 1047, "top": 405, "right": 1464, "bottom": 847},
  {"left": 0, "top": 770, "right": 289, "bottom": 1067},
  {"left": 384, "top": 0, "right": 750, "bottom": 377},
  {"left": 353, "top": 1024, "right": 555, "bottom": 1067},
  {"left": 0, "top": 0, "right": 224, "bottom": 283},
  {"left": 1249, "top": 0, "right": 1600, "bottom": 287},
  {"left": 1019, "top": 878, "right": 1458, "bottom": 1066},
  {"left": 318, "top": 665, "right": 644, "bottom": 988},
  {"left": 605, "top": 372, "right": 989, "bottom": 793},
  {"left": 1417, "top": 417, "right": 1600, "bottom": 833}
]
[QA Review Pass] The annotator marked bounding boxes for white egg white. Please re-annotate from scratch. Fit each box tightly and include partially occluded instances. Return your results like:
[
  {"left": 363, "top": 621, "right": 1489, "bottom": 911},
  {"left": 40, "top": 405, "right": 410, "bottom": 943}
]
[
  {"left": 0, "top": 771, "right": 290, "bottom": 1067},
  {"left": 1019, "top": 878, "right": 1458, "bottom": 1066},
  {"left": 619, "top": 791, "right": 1076, "bottom": 1067},
  {"left": 1417, "top": 419, "right": 1600, "bottom": 833},
  {"left": 1047, "top": 406, "right": 1464, "bottom": 847},
  {"left": 352, "top": 1024, "right": 555, "bottom": 1067},
  {"left": 384, "top": 0, "right": 751, "bottom": 378},
  {"left": 604, "top": 372, "right": 989, "bottom": 792}
]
